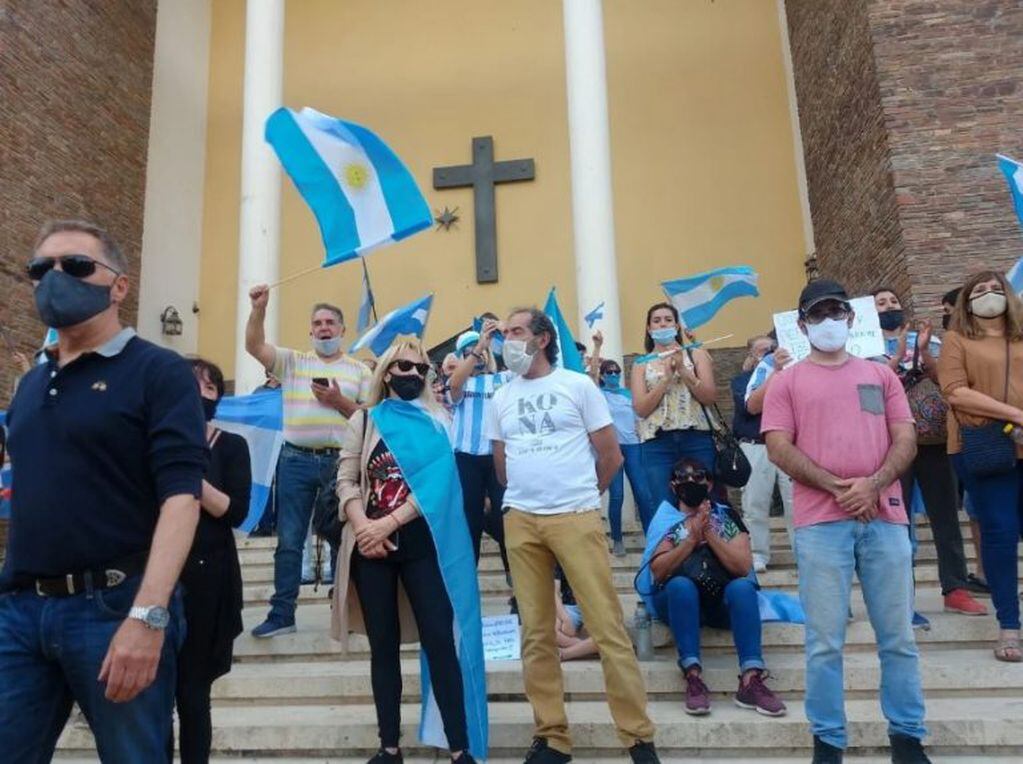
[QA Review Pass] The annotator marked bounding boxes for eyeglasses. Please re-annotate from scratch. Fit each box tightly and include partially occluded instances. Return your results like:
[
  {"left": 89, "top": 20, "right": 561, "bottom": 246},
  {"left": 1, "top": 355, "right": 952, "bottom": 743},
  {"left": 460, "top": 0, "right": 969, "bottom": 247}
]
[
  {"left": 390, "top": 359, "right": 430, "bottom": 376},
  {"left": 803, "top": 302, "right": 851, "bottom": 325},
  {"left": 26, "top": 254, "right": 120, "bottom": 282},
  {"left": 673, "top": 468, "right": 709, "bottom": 483}
]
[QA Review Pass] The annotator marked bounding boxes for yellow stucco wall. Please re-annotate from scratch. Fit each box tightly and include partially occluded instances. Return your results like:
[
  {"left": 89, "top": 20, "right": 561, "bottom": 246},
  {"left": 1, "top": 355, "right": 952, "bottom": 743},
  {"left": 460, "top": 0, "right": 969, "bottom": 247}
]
[{"left": 198, "top": 0, "right": 807, "bottom": 379}]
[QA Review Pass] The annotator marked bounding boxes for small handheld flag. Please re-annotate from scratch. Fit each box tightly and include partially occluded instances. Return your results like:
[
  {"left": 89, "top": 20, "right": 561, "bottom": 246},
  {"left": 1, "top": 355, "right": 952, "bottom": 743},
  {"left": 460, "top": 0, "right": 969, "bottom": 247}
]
[
  {"left": 265, "top": 107, "right": 432, "bottom": 267},
  {"left": 543, "top": 288, "right": 585, "bottom": 373},
  {"left": 350, "top": 294, "right": 434, "bottom": 356},
  {"left": 661, "top": 266, "right": 760, "bottom": 330},
  {"left": 584, "top": 300, "right": 605, "bottom": 329},
  {"left": 357, "top": 258, "right": 376, "bottom": 334},
  {"left": 996, "top": 154, "right": 1023, "bottom": 230}
]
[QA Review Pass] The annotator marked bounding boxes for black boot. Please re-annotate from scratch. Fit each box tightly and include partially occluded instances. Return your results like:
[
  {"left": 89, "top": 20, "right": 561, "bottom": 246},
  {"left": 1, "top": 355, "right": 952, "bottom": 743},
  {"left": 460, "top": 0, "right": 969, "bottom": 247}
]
[
  {"left": 523, "top": 737, "right": 572, "bottom": 763},
  {"left": 811, "top": 736, "right": 843, "bottom": 764},
  {"left": 890, "top": 734, "right": 931, "bottom": 764},
  {"left": 451, "top": 752, "right": 477, "bottom": 764},
  {"left": 367, "top": 750, "right": 403, "bottom": 764},
  {"left": 628, "top": 740, "right": 661, "bottom": 763}
]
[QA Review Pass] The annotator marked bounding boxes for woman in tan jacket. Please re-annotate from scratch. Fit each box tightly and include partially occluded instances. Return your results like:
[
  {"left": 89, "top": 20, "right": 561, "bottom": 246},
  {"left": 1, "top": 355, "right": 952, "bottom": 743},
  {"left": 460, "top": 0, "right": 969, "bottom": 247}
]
[
  {"left": 938, "top": 270, "right": 1023, "bottom": 662},
  {"left": 331, "top": 339, "right": 487, "bottom": 763}
]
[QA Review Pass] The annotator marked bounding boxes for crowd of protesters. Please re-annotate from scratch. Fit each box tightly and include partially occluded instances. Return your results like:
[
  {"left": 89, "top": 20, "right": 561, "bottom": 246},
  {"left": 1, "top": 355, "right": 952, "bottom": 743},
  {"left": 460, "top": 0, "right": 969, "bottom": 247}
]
[{"left": 5, "top": 220, "right": 1023, "bottom": 764}]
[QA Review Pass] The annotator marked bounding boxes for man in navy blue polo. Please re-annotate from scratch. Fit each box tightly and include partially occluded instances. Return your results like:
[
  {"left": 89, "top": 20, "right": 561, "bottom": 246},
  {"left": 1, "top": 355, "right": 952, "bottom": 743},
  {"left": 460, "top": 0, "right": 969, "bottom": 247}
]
[{"left": 0, "top": 220, "right": 207, "bottom": 762}]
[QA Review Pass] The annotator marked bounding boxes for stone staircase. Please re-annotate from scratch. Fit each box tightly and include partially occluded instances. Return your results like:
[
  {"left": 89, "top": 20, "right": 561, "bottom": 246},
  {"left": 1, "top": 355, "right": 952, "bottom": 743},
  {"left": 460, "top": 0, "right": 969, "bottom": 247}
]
[{"left": 56, "top": 513, "right": 1023, "bottom": 762}]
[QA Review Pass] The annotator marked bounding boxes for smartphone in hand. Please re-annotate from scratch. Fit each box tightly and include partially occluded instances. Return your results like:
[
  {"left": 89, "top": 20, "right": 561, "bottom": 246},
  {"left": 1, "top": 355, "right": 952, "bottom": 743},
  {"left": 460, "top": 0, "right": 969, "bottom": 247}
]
[{"left": 312, "top": 377, "right": 329, "bottom": 387}]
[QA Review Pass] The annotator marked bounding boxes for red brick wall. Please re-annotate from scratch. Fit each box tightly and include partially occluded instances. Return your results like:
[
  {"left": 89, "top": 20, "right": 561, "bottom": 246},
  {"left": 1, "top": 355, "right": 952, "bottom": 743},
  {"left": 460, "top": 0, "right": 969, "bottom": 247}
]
[
  {"left": 786, "top": 0, "right": 1023, "bottom": 322},
  {"left": 0, "top": 1, "right": 156, "bottom": 406}
]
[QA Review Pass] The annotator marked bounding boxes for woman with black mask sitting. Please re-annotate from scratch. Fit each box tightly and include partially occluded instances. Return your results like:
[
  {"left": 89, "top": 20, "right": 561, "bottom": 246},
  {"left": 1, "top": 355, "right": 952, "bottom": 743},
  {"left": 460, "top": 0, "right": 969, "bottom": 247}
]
[{"left": 635, "top": 458, "right": 784, "bottom": 718}]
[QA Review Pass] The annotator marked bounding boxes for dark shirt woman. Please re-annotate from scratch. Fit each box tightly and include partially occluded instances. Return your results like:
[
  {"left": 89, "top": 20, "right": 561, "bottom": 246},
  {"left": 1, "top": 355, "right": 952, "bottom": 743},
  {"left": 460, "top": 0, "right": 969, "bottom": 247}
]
[{"left": 172, "top": 359, "right": 251, "bottom": 763}]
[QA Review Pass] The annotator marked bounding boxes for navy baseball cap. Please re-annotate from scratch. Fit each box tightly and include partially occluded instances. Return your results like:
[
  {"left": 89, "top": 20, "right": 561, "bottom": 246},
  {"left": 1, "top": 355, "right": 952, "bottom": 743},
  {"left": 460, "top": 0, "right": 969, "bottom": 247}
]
[{"left": 798, "top": 279, "right": 850, "bottom": 313}]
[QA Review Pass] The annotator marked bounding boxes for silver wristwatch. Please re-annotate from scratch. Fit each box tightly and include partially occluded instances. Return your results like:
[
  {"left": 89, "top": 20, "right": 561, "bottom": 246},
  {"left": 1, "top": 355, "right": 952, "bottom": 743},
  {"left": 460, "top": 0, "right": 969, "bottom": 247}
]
[{"left": 128, "top": 605, "right": 171, "bottom": 630}]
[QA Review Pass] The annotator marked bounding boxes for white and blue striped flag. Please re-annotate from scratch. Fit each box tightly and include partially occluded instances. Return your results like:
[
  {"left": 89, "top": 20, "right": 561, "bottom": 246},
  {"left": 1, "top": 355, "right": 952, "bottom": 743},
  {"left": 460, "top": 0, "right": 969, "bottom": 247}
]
[
  {"left": 265, "top": 107, "right": 432, "bottom": 267},
  {"left": 1007, "top": 257, "right": 1023, "bottom": 296},
  {"left": 212, "top": 389, "right": 284, "bottom": 533},
  {"left": 584, "top": 300, "right": 605, "bottom": 329},
  {"left": 357, "top": 258, "right": 376, "bottom": 334},
  {"left": 350, "top": 294, "right": 433, "bottom": 357},
  {"left": 543, "top": 288, "right": 585, "bottom": 373},
  {"left": 997, "top": 154, "right": 1023, "bottom": 230},
  {"left": 35, "top": 327, "right": 58, "bottom": 365},
  {"left": 661, "top": 266, "right": 760, "bottom": 329}
]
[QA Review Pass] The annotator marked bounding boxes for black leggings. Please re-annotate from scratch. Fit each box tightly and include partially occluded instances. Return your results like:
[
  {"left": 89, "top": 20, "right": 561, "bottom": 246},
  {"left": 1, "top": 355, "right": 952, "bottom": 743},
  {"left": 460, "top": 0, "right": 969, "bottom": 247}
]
[
  {"left": 455, "top": 452, "right": 509, "bottom": 571},
  {"left": 351, "top": 517, "right": 468, "bottom": 751},
  {"left": 175, "top": 666, "right": 213, "bottom": 764}
]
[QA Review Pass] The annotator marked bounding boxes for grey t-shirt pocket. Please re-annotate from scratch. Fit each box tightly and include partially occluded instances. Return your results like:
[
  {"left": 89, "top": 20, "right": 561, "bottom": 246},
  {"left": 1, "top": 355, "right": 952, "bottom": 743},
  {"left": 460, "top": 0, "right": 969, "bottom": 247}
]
[{"left": 857, "top": 384, "right": 885, "bottom": 415}]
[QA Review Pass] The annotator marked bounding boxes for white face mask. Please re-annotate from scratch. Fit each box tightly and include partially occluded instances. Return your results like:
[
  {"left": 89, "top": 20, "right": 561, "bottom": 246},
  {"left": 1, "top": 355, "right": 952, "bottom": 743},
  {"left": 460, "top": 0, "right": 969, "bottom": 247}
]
[
  {"left": 970, "top": 292, "right": 1007, "bottom": 319},
  {"left": 502, "top": 339, "right": 536, "bottom": 375},
  {"left": 313, "top": 336, "right": 342, "bottom": 357},
  {"left": 804, "top": 317, "right": 849, "bottom": 353}
]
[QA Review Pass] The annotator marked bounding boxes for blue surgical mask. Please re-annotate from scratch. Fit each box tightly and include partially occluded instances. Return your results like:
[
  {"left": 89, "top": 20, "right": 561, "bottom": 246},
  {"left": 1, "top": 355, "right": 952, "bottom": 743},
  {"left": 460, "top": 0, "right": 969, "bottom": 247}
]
[
  {"left": 603, "top": 373, "right": 621, "bottom": 388},
  {"left": 313, "top": 336, "right": 342, "bottom": 357},
  {"left": 649, "top": 327, "right": 677, "bottom": 345}
]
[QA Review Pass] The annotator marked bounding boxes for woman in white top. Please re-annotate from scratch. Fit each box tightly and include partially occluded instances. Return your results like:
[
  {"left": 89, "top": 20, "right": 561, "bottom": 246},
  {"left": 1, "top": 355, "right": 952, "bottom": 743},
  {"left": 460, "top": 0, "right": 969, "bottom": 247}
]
[{"left": 630, "top": 302, "right": 717, "bottom": 514}]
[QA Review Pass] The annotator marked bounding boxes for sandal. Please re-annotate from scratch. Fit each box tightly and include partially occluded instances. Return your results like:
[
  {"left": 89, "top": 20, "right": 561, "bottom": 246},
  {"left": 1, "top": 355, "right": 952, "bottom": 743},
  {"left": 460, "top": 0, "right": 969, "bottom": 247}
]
[{"left": 994, "top": 631, "right": 1022, "bottom": 663}]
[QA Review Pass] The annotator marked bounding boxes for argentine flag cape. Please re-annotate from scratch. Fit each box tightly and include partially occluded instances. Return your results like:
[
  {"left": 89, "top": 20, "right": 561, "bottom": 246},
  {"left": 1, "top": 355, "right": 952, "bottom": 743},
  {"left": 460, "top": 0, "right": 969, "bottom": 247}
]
[
  {"left": 368, "top": 399, "right": 488, "bottom": 760},
  {"left": 636, "top": 501, "right": 804, "bottom": 625}
]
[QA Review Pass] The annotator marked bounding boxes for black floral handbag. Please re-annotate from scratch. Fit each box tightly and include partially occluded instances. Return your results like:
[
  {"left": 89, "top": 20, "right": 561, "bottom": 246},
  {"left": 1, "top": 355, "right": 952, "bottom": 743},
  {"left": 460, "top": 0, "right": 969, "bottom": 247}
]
[{"left": 954, "top": 339, "right": 1016, "bottom": 478}]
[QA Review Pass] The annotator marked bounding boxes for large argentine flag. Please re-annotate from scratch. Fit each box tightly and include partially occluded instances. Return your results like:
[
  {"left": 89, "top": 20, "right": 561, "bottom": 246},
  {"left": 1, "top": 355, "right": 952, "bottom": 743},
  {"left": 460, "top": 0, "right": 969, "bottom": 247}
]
[
  {"left": 266, "top": 107, "right": 432, "bottom": 266},
  {"left": 543, "top": 288, "right": 586, "bottom": 373},
  {"left": 997, "top": 154, "right": 1023, "bottom": 231},
  {"left": 1007, "top": 257, "right": 1023, "bottom": 297},
  {"left": 662, "top": 266, "right": 760, "bottom": 329},
  {"left": 350, "top": 293, "right": 433, "bottom": 356},
  {"left": 212, "top": 389, "right": 284, "bottom": 533}
]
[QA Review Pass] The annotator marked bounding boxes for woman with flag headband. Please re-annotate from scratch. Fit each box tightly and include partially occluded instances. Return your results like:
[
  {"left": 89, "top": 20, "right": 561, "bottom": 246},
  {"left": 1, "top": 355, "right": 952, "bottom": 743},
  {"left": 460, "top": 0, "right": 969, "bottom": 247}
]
[{"left": 330, "top": 338, "right": 487, "bottom": 763}]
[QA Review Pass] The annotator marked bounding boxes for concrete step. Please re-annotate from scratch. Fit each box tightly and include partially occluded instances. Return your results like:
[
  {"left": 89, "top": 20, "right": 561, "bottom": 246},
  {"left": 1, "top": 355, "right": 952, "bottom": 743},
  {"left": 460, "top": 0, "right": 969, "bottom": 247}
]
[
  {"left": 212, "top": 649, "right": 1023, "bottom": 705},
  {"left": 57, "top": 697, "right": 1023, "bottom": 756},
  {"left": 54, "top": 756, "right": 1023, "bottom": 764},
  {"left": 233, "top": 589, "right": 999, "bottom": 663}
]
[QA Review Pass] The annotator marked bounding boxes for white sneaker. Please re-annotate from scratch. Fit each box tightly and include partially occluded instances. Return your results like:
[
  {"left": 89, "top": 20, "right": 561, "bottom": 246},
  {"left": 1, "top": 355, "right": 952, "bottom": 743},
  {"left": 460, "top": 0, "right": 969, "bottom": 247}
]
[{"left": 753, "top": 556, "right": 768, "bottom": 574}]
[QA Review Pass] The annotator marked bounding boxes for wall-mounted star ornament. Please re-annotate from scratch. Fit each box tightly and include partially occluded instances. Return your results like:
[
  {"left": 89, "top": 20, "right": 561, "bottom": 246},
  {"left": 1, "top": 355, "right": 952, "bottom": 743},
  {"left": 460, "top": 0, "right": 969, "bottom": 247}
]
[{"left": 434, "top": 206, "right": 460, "bottom": 231}]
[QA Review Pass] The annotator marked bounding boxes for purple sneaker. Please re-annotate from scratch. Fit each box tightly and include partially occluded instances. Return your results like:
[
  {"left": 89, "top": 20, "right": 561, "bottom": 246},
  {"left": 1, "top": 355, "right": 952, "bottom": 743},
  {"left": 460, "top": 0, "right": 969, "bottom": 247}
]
[
  {"left": 683, "top": 670, "right": 711, "bottom": 715},
  {"left": 734, "top": 670, "right": 787, "bottom": 717}
]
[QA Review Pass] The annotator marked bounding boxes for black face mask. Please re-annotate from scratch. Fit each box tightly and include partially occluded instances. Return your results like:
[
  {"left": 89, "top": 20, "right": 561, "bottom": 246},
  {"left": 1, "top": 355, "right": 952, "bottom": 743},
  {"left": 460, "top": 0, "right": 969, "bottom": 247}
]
[
  {"left": 34, "top": 269, "right": 113, "bottom": 328},
  {"left": 674, "top": 480, "right": 710, "bottom": 508},
  {"left": 878, "top": 309, "right": 904, "bottom": 331},
  {"left": 389, "top": 375, "right": 425, "bottom": 401},
  {"left": 942, "top": 313, "right": 951, "bottom": 330},
  {"left": 201, "top": 397, "right": 218, "bottom": 422}
]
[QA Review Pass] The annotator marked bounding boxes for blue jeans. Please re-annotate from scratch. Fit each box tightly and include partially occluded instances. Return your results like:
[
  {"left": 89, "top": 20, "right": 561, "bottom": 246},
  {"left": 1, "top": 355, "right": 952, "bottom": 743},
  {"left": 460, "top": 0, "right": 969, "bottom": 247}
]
[
  {"left": 608, "top": 443, "right": 657, "bottom": 540},
  {"left": 794, "top": 520, "right": 925, "bottom": 749},
  {"left": 268, "top": 444, "right": 340, "bottom": 622},
  {"left": 640, "top": 429, "right": 716, "bottom": 528},
  {"left": 951, "top": 455, "right": 1023, "bottom": 629},
  {"left": 652, "top": 576, "right": 764, "bottom": 674},
  {"left": 0, "top": 576, "right": 183, "bottom": 763}
]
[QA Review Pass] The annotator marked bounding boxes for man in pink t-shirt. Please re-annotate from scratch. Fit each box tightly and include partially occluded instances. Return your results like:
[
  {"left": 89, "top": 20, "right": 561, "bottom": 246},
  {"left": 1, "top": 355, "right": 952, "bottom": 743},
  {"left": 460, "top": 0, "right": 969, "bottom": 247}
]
[{"left": 761, "top": 280, "right": 929, "bottom": 764}]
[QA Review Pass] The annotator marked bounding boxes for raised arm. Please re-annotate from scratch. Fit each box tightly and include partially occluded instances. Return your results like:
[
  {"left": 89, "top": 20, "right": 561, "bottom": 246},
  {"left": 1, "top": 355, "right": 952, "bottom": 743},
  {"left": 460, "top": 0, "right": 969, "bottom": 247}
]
[
  {"left": 630, "top": 360, "right": 671, "bottom": 419},
  {"left": 245, "top": 284, "right": 277, "bottom": 372}
]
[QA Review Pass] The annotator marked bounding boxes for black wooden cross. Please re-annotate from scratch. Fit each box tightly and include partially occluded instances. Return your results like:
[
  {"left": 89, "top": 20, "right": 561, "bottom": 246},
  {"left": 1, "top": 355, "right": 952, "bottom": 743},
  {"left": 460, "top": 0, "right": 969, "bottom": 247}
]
[{"left": 433, "top": 136, "right": 535, "bottom": 283}]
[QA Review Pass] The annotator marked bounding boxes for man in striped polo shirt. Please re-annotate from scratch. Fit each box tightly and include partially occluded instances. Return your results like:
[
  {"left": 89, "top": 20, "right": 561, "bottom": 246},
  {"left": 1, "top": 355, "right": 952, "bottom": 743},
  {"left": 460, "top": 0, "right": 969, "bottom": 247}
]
[
  {"left": 245, "top": 285, "right": 371, "bottom": 637},
  {"left": 448, "top": 322, "right": 513, "bottom": 577}
]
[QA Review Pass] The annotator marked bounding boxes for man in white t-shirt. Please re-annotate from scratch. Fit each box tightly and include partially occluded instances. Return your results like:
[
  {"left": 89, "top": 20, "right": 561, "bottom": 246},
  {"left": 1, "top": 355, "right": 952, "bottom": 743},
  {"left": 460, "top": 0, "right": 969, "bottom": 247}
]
[{"left": 486, "top": 308, "right": 658, "bottom": 764}]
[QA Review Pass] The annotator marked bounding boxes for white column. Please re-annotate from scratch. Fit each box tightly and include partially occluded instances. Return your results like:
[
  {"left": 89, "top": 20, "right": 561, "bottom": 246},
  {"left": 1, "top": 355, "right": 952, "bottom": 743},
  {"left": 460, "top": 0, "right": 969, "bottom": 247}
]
[
  {"left": 562, "top": 0, "right": 622, "bottom": 362},
  {"left": 234, "top": 0, "right": 284, "bottom": 393}
]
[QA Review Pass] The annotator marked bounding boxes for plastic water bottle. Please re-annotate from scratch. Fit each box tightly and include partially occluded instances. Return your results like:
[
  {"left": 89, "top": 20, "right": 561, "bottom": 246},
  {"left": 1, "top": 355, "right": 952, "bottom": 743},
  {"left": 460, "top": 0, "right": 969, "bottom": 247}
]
[
  {"left": 633, "top": 602, "right": 653, "bottom": 661},
  {"left": 1004, "top": 424, "right": 1023, "bottom": 445}
]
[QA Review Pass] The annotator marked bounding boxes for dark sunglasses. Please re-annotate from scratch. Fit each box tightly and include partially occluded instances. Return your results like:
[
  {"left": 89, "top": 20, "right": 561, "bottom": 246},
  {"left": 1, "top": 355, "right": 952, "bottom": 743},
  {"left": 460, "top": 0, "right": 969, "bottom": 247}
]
[
  {"left": 26, "top": 254, "right": 120, "bottom": 282},
  {"left": 390, "top": 359, "right": 430, "bottom": 376},
  {"left": 603, "top": 367, "right": 622, "bottom": 376},
  {"left": 673, "top": 468, "right": 709, "bottom": 483},
  {"left": 802, "top": 302, "right": 851, "bottom": 325}
]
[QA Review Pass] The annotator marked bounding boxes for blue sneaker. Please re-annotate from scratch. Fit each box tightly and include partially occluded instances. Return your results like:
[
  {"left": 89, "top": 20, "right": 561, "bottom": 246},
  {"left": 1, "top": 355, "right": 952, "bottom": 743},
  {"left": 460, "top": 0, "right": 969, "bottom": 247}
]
[
  {"left": 912, "top": 611, "right": 930, "bottom": 631},
  {"left": 251, "top": 617, "right": 296, "bottom": 638}
]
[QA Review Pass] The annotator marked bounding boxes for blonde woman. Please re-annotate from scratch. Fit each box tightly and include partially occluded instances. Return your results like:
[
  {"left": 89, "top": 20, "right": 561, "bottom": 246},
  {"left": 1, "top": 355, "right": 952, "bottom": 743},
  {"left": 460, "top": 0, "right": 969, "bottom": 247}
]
[
  {"left": 330, "top": 340, "right": 487, "bottom": 762},
  {"left": 939, "top": 271, "right": 1023, "bottom": 662}
]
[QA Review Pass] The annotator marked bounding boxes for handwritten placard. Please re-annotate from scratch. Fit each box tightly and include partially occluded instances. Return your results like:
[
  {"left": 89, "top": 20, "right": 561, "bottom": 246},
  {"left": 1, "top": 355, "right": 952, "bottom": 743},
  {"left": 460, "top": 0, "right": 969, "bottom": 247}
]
[
  {"left": 482, "top": 615, "right": 521, "bottom": 662},
  {"left": 773, "top": 296, "right": 884, "bottom": 363}
]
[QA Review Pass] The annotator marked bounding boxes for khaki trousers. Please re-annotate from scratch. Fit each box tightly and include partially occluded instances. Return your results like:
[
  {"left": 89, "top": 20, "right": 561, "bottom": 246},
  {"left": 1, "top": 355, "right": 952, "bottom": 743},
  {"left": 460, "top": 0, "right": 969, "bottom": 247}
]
[{"left": 505, "top": 508, "right": 655, "bottom": 754}]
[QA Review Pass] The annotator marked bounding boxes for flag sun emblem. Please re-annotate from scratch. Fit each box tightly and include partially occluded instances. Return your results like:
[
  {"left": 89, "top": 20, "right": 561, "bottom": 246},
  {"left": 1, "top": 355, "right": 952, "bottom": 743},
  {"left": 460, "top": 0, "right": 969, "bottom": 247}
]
[
  {"left": 343, "top": 163, "right": 371, "bottom": 189},
  {"left": 709, "top": 275, "right": 725, "bottom": 292}
]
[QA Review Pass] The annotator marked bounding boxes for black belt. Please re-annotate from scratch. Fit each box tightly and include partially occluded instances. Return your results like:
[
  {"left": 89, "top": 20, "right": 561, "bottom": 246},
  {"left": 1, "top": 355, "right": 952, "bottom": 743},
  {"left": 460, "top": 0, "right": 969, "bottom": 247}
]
[
  {"left": 285, "top": 441, "right": 340, "bottom": 456},
  {"left": 10, "top": 552, "right": 148, "bottom": 598}
]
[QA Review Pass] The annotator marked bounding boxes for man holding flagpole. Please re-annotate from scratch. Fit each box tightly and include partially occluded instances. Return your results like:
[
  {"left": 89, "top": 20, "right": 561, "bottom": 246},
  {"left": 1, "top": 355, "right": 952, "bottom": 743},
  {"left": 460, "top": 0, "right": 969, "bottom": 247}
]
[
  {"left": 487, "top": 307, "right": 659, "bottom": 764},
  {"left": 246, "top": 284, "right": 372, "bottom": 638}
]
